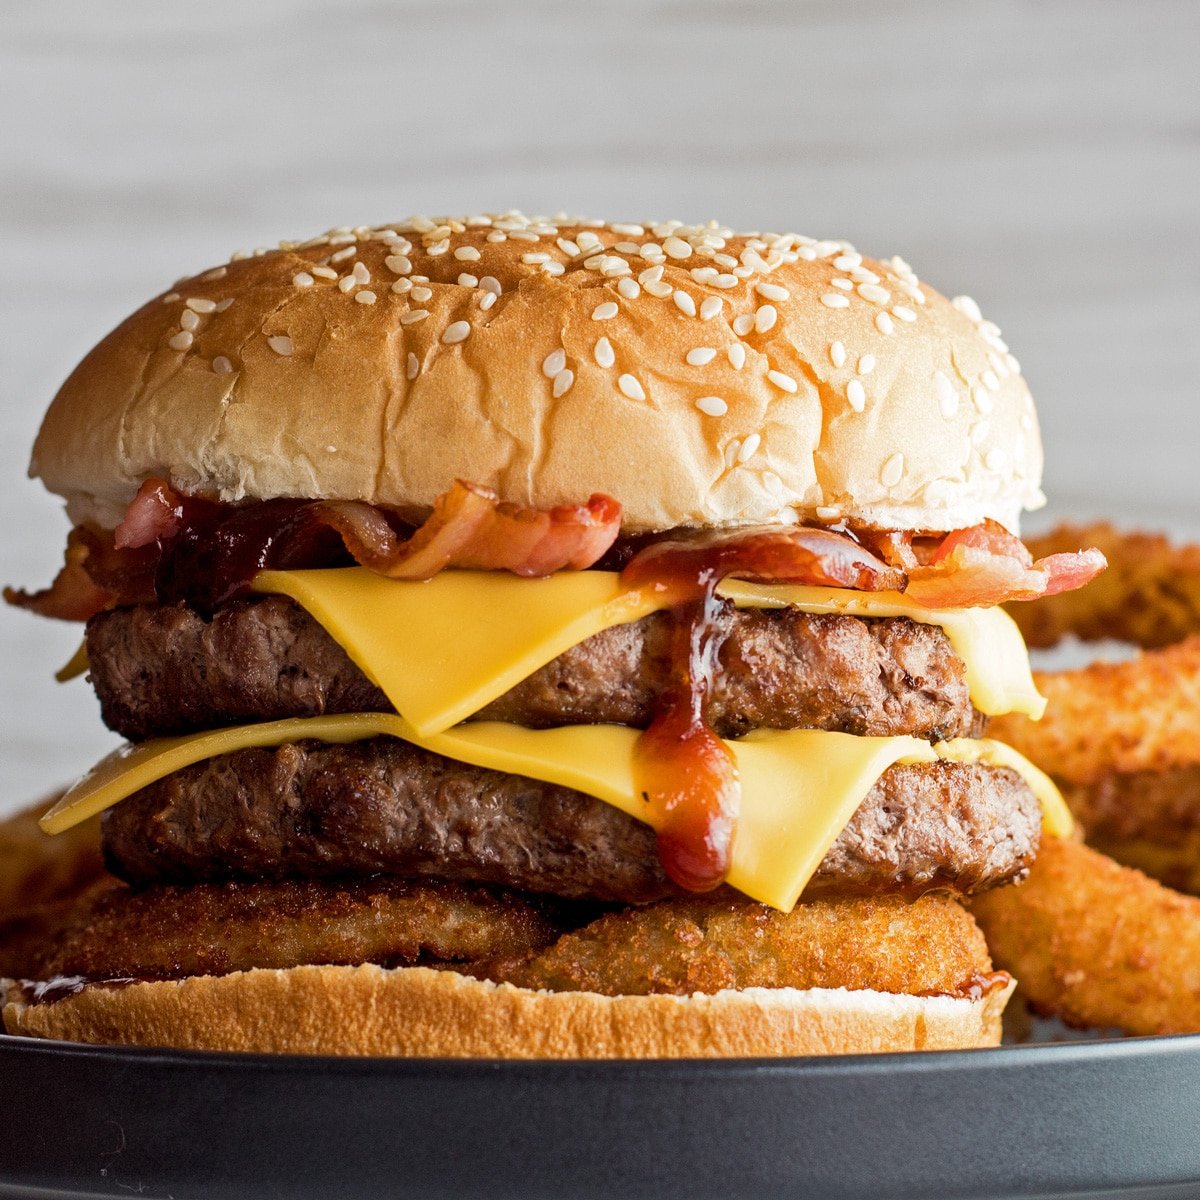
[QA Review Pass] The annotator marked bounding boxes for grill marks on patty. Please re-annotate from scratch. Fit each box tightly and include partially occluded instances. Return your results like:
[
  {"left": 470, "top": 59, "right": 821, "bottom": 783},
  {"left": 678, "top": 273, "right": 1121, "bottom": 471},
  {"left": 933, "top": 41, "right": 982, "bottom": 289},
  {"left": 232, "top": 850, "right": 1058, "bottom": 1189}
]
[
  {"left": 101, "top": 737, "right": 1041, "bottom": 902},
  {"left": 86, "top": 595, "right": 984, "bottom": 742}
]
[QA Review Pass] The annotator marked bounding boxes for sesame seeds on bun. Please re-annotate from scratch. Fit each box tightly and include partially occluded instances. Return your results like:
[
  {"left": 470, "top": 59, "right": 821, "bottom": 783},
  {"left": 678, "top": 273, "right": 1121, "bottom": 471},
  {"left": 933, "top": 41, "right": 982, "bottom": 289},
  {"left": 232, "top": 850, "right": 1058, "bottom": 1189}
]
[{"left": 30, "top": 213, "right": 1045, "bottom": 533}]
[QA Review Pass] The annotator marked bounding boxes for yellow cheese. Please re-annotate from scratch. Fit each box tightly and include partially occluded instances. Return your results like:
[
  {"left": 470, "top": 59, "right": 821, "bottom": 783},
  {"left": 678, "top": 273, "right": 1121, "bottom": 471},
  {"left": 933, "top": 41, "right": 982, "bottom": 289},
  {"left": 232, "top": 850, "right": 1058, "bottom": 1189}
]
[
  {"left": 40, "top": 713, "right": 1068, "bottom": 912},
  {"left": 254, "top": 568, "right": 1044, "bottom": 735},
  {"left": 55, "top": 641, "right": 90, "bottom": 683}
]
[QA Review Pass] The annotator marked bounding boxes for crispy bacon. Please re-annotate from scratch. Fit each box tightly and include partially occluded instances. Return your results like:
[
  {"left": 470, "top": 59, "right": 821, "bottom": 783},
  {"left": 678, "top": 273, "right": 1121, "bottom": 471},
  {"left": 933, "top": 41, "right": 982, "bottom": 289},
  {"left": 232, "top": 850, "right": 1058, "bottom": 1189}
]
[
  {"left": 113, "top": 479, "right": 191, "bottom": 550},
  {"left": 3, "top": 529, "right": 115, "bottom": 621},
  {"left": 907, "top": 520, "right": 1107, "bottom": 608},
  {"left": 622, "top": 525, "right": 907, "bottom": 600},
  {"left": 311, "top": 481, "right": 621, "bottom": 580}
]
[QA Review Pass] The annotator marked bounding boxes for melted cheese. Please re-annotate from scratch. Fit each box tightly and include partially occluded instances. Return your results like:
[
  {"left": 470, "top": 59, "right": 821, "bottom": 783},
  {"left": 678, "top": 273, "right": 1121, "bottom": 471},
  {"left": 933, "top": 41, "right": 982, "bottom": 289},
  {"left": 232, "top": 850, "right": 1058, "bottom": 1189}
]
[
  {"left": 40, "top": 714, "right": 1070, "bottom": 912},
  {"left": 254, "top": 568, "right": 1045, "bottom": 736}
]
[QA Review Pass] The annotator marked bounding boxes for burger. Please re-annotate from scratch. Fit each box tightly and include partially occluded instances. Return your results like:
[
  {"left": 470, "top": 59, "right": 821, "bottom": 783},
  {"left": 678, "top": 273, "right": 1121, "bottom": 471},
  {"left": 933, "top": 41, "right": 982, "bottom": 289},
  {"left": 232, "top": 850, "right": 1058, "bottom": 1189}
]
[{"left": 0, "top": 213, "right": 1104, "bottom": 1057}]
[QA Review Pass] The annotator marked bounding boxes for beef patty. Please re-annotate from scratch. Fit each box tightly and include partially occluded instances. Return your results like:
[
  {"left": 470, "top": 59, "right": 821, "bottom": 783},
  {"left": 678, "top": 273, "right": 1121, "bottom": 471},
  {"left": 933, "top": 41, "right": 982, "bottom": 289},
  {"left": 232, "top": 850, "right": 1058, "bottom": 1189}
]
[
  {"left": 86, "top": 595, "right": 984, "bottom": 742},
  {"left": 102, "top": 738, "right": 1040, "bottom": 902}
]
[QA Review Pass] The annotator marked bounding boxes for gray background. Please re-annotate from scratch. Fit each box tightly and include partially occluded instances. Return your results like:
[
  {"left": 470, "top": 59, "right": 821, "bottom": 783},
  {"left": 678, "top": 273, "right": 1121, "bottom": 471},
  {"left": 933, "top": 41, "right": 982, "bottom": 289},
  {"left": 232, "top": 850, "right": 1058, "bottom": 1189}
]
[{"left": 2, "top": 0, "right": 1197, "bottom": 815}]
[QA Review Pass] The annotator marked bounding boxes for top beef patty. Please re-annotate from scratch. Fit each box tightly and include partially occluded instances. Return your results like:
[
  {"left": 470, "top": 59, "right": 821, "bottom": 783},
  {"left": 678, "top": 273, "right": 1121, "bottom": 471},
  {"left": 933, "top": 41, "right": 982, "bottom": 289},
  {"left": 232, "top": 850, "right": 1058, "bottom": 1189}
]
[{"left": 86, "top": 595, "right": 983, "bottom": 741}]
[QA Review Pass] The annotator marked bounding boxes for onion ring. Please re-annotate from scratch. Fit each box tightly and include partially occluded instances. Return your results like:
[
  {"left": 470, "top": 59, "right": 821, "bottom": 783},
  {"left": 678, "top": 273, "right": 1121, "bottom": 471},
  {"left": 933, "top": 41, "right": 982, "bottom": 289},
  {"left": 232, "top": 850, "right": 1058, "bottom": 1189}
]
[{"left": 971, "top": 836, "right": 1200, "bottom": 1037}]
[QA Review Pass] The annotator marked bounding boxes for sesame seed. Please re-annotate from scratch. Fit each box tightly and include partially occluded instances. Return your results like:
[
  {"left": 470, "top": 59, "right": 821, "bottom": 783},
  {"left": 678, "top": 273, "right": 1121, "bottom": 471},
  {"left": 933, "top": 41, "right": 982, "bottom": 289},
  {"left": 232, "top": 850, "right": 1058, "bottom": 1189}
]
[
  {"left": 330, "top": 246, "right": 356, "bottom": 263},
  {"left": 934, "top": 370, "right": 959, "bottom": 419},
  {"left": 767, "top": 369, "right": 798, "bottom": 393},
  {"left": 892, "top": 305, "right": 917, "bottom": 323},
  {"left": 215, "top": 298, "right": 234, "bottom": 312},
  {"left": 880, "top": 453, "right": 905, "bottom": 488},
  {"left": 898, "top": 281, "right": 926, "bottom": 305},
  {"left": 386, "top": 255, "right": 413, "bottom": 275},
  {"left": 618, "top": 373, "right": 646, "bottom": 401},
  {"left": 293, "top": 272, "right": 315, "bottom": 288},
  {"left": 592, "top": 301, "right": 619, "bottom": 320},
  {"left": 833, "top": 252, "right": 862, "bottom": 271},
  {"left": 391, "top": 280, "right": 413, "bottom": 294},
  {"left": 821, "top": 293, "right": 850, "bottom": 309},
  {"left": 557, "top": 238, "right": 581, "bottom": 257},
  {"left": 454, "top": 246, "right": 482, "bottom": 262},
  {"left": 816, "top": 506, "right": 842, "bottom": 522},
  {"left": 486, "top": 232, "right": 507, "bottom": 243},
  {"left": 712, "top": 274, "right": 738, "bottom": 289},
  {"left": 442, "top": 321, "right": 470, "bottom": 344},
  {"left": 875, "top": 312, "right": 895, "bottom": 335},
  {"left": 427, "top": 240, "right": 450, "bottom": 256},
  {"left": 352, "top": 262, "right": 371, "bottom": 284},
  {"left": 479, "top": 291, "right": 497, "bottom": 311},
  {"left": 617, "top": 277, "right": 641, "bottom": 300},
  {"left": 186, "top": 297, "right": 217, "bottom": 314},
  {"left": 180, "top": 310, "right": 200, "bottom": 332},
  {"left": 458, "top": 273, "right": 479, "bottom": 287},
  {"left": 755, "top": 305, "right": 778, "bottom": 333},
  {"left": 727, "top": 344, "right": 747, "bottom": 370},
  {"left": 857, "top": 283, "right": 890, "bottom": 305},
  {"left": 212, "top": 356, "right": 233, "bottom": 374},
  {"left": 1007, "top": 353, "right": 1022, "bottom": 375},
  {"left": 686, "top": 347, "right": 717, "bottom": 366},
  {"left": 663, "top": 237, "right": 692, "bottom": 259},
  {"left": 985, "top": 448, "right": 1007, "bottom": 472},
  {"left": 355, "top": 290, "right": 377, "bottom": 305},
  {"left": 553, "top": 369, "right": 574, "bottom": 398},
  {"left": 673, "top": 290, "right": 697, "bottom": 317},
  {"left": 971, "top": 421, "right": 992, "bottom": 446},
  {"left": 594, "top": 337, "right": 615, "bottom": 368},
  {"left": 638, "top": 265, "right": 665, "bottom": 285},
  {"left": 400, "top": 310, "right": 429, "bottom": 325},
  {"left": 847, "top": 379, "right": 866, "bottom": 412},
  {"left": 267, "top": 335, "right": 292, "bottom": 356},
  {"left": 406, "top": 353, "right": 420, "bottom": 380},
  {"left": 850, "top": 266, "right": 880, "bottom": 285},
  {"left": 830, "top": 277, "right": 854, "bottom": 291},
  {"left": 952, "top": 295, "right": 983, "bottom": 322},
  {"left": 732, "top": 314, "right": 754, "bottom": 336},
  {"left": 724, "top": 439, "right": 741, "bottom": 468},
  {"left": 973, "top": 383, "right": 994, "bottom": 414},
  {"left": 755, "top": 281, "right": 790, "bottom": 302},
  {"left": 161, "top": 292, "right": 181, "bottom": 304},
  {"left": 695, "top": 395, "right": 728, "bottom": 417},
  {"left": 699, "top": 297, "right": 723, "bottom": 321},
  {"left": 829, "top": 341, "right": 847, "bottom": 368},
  {"left": 521, "top": 252, "right": 550, "bottom": 265},
  {"left": 858, "top": 354, "right": 876, "bottom": 375},
  {"left": 644, "top": 280, "right": 672, "bottom": 298},
  {"left": 982, "top": 369, "right": 1001, "bottom": 392},
  {"left": 738, "top": 433, "right": 761, "bottom": 463},
  {"left": 543, "top": 349, "right": 567, "bottom": 377},
  {"left": 411, "top": 286, "right": 433, "bottom": 302},
  {"left": 479, "top": 276, "right": 502, "bottom": 295},
  {"left": 338, "top": 276, "right": 356, "bottom": 294},
  {"left": 312, "top": 266, "right": 338, "bottom": 280},
  {"left": 691, "top": 266, "right": 718, "bottom": 285},
  {"left": 600, "top": 257, "right": 631, "bottom": 277}
]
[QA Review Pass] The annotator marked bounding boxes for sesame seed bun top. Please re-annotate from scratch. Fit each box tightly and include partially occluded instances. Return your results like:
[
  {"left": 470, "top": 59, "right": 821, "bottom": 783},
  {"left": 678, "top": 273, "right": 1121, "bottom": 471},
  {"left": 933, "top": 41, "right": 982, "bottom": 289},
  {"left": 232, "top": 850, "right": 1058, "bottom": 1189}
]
[{"left": 30, "top": 213, "right": 1045, "bottom": 533}]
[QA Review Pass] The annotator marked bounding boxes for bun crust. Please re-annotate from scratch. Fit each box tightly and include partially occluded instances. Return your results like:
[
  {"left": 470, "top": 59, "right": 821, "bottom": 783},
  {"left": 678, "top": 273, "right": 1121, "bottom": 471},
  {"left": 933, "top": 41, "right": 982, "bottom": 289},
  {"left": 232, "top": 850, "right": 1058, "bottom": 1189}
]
[
  {"left": 3, "top": 965, "right": 1013, "bottom": 1057},
  {"left": 32, "top": 214, "right": 1043, "bottom": 534}
]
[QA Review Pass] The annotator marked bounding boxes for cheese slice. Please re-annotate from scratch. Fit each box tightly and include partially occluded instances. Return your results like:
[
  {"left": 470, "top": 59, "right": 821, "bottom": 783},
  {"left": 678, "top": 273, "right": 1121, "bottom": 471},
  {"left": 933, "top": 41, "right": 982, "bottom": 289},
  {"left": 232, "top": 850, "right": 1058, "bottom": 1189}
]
[
  {"left": 40, "top": 714, "right": 1070, "bottom": 912},
  {"left": 254, "top": 568, "right": 1045, "bottom": 736}
]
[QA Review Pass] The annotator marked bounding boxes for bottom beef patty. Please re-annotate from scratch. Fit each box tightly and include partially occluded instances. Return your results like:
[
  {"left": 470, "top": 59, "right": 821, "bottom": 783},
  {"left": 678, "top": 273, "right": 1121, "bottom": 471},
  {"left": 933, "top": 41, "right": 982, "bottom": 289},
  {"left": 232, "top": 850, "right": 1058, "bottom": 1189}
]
[{"left": 102, "top": 738, "right": 1041, "bottom": 902}]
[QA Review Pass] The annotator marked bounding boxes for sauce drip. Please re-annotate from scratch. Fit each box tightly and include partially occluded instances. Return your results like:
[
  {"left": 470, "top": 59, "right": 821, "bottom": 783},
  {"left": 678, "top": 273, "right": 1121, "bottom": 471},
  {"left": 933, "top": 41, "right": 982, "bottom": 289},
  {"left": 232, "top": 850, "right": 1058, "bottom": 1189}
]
[{"left": 621, "top": 527, "right": 904, "bottom": 892}]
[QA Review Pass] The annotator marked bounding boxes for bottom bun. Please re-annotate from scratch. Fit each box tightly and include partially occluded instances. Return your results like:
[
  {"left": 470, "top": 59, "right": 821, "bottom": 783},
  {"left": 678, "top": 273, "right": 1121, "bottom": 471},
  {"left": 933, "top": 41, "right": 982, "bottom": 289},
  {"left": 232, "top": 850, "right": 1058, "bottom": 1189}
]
[{"left": 3, "top": 964, "right": 1014, "bottom": 1057}]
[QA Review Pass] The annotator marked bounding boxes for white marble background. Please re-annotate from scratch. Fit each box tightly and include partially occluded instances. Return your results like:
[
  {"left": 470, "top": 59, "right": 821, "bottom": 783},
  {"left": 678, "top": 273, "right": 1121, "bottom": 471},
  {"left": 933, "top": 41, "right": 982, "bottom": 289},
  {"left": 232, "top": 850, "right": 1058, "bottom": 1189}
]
[{"left": 1, "top": 0, "right": 1197, "bottom": 815}]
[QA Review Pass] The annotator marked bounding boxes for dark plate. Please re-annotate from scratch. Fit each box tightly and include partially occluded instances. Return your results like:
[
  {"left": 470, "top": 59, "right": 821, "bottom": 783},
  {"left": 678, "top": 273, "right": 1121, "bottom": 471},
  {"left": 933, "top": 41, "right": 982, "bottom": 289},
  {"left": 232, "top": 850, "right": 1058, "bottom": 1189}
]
[{"left": 3, "top": 1032, "right": 1200, "bottom": 1200}]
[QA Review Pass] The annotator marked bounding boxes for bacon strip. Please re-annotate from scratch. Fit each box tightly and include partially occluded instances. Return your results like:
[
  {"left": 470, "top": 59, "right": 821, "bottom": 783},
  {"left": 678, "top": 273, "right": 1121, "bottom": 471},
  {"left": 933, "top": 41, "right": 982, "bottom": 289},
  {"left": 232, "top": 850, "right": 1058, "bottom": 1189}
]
[
  {"left": 310, "top": 481, "right": 622, "bottom": 580},
  {"left": 907, "top": 520, "right": 1107, "bottom": 608},
  {"left": 113, "top": 479, "right": 190, "bottom": 550},
  {"left": 3, "top": 529, "right": 115, "bottom": 621}
]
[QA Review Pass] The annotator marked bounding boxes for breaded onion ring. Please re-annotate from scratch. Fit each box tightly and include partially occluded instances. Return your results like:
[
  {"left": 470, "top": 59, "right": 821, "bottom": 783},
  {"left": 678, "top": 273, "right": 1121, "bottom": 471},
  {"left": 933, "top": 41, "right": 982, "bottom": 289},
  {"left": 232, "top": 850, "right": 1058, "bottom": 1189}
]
[
  {"left": 990, "top": 635, "right": 1200, "bottom": 784},
  {"left": 992, "top": 524, "right": 1200, "bottom": 784},
  {"left": 0, "top": 798, "right": 104, "bottom": 920},
  {"left": 1010, "top": 522, "right": 1200, "bottom": 651},
  {"left": 488, "top": 891, "right": 996, "bottom": 1000},
  {"left": 971, "top": 837, "right": 1200, "bottom": 1037}
]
